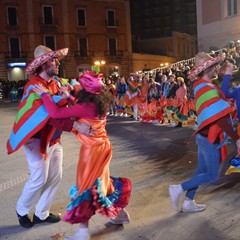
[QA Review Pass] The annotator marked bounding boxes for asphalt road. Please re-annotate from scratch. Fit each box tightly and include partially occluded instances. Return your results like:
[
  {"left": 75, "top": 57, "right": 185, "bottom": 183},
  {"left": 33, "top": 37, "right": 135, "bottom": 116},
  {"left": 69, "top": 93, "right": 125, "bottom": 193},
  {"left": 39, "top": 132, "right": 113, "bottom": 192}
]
[{"left": 1, "top": 102, "right": 240, "bottom": 240}]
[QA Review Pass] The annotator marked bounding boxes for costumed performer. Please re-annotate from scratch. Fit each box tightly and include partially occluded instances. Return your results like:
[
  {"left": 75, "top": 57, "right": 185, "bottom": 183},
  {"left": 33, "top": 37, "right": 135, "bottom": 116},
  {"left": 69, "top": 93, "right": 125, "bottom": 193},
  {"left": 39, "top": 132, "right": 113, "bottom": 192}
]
[
  {"left": 169, "top": 52, "right": 240, "bottom": 213},
  {"left": 7, "top": 45, "right": 94, "bottom": 228},
  {"left": 115, "top": 76, "right": 128, "bottom": 116},
  {"left": 34, "top": 70, "right": 132, "bottom": 240},
  {"left": 137, "top": 74, "right": 150, "bottom": 120},
  {"left": 124, "top": 74, "right": 141, "bottom": 120}
]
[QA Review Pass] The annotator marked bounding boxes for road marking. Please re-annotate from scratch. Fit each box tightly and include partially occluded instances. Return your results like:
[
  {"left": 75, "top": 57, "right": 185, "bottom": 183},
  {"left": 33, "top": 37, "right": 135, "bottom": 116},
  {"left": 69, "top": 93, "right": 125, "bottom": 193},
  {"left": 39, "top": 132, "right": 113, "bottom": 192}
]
[
  {"left": 0, "top": 172, "right": 29, "bottom": 192},
  {"left": 0, "top": 155, "right": 74, "bottom": 192}
]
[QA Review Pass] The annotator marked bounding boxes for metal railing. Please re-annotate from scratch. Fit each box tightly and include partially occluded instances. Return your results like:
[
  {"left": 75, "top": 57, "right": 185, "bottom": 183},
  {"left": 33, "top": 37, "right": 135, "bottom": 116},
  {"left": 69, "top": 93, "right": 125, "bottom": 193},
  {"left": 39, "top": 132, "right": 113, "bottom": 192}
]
[{"left": 144, "top": 48, "right": 226, "bottom": 74}]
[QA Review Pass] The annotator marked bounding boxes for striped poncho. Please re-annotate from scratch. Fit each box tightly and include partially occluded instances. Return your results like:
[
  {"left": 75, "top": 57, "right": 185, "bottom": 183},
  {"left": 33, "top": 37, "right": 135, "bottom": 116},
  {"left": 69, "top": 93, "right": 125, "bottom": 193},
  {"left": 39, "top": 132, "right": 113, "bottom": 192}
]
[
  {"left": 193, "top": 78, "right": 233, "bottom": 161},
  {"left": 6, "top": 76, "right": 68, "bottom": 156},
  {"left": 124, "top": 80, "right": 141, "bottom": 107}
]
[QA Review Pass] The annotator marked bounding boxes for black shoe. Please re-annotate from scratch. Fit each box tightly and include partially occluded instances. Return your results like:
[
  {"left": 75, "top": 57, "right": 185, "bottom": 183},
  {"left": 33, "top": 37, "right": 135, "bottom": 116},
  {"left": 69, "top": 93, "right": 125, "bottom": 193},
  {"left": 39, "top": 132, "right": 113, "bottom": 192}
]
[
  {"left": 33, "top": 213, "right": 61, "bottom": 224},
  {"left": 175, "top": 122, "right": 182, "bottom": 127},
  {"left": 16, "top": 212, "right": 34, "bottom": 228}
]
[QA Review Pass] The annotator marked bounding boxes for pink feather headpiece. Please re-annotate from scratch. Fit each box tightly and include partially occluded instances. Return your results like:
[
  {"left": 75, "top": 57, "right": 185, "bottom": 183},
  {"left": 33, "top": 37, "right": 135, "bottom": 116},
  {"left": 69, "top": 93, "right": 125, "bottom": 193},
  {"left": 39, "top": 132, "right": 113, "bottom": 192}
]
[{"left": 78, "top": 70, "right": 103, "bottom": 94}]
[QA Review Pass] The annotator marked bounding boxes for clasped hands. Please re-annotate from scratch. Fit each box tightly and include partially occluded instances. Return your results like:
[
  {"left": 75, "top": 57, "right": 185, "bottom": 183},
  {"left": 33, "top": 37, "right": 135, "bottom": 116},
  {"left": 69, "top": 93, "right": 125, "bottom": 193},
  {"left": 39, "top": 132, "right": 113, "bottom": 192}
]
[
  {"left": 33, "top": 84, "right": 97, "bottom": 137},
  {"left": 34, "top": 84, "right": 71, "bottom": 99}
]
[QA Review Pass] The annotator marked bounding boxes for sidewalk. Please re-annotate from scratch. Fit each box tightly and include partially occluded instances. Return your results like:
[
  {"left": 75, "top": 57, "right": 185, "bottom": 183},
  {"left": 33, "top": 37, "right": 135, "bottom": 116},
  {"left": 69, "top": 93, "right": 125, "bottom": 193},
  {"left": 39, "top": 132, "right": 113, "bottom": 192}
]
[{"left": 1, "top": 107, "right": 240, "bottom": 240}]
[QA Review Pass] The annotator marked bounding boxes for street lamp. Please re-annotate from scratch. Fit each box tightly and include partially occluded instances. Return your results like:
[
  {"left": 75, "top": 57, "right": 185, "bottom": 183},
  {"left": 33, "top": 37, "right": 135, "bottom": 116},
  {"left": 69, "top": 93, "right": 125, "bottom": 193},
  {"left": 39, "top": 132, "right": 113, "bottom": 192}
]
[{"left": 92, "top": 59, "right": 106, "bottom": 73}]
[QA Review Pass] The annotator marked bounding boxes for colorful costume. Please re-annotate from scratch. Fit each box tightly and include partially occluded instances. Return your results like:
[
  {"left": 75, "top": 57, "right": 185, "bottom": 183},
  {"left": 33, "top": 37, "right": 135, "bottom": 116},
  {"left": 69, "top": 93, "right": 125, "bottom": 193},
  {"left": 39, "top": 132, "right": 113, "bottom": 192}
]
[
  {"left": 105, "top": 81, "right": 117, "bottom": 115},
  {"left": 10, "top": 45, "right": 82, "bottom": 228},
  {"left": 64, "top": 119, "right": 131, "bottom": 224},
  {"left": 137, "top": 80, "right": 150, "bottom": 117},
  {"left": 193, "top": 78, "right": 232, "bottom": 161},
  {"left": 167, "top": 78, "right": 196, "bottom": 126},
  {"left": 169, "top": 52, "right": 239, "bottom": 213},
  {"left": 115, "top": 80, "right": 128, "bottom": 115},
  {"left": 7, "top": 76, "right": 68, "bottom": 156},
  {"left": 40, "top": 93, "right": 132, "bottom": 225},
  {"left": 124, "top": 79, "right": 141, "bottom": 107}
]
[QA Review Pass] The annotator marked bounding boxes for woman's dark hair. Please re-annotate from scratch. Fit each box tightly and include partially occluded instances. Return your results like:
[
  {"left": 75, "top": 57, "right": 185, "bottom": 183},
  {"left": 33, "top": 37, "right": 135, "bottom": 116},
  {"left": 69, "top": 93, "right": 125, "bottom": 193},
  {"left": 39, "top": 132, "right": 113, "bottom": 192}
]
[{"left": 76, "top": 89, "right": 113, "bottom": 118}]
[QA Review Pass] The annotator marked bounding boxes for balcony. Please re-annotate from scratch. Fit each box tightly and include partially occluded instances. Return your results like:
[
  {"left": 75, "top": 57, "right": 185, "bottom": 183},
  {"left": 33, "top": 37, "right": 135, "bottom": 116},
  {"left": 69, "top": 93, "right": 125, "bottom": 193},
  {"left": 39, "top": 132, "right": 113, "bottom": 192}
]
[
  {"left": 39, "top": 18, "right": 58, "bottom": 30},
  {"left": 4, "top": 52, "right": 28, "bottom": 61},
  {"left": 105, "top": 19, "right": 119, "bottom": 28},
  {"left": 104, "top": 50, "right": 123, "bottom": 57},
  {"left": 75, "top": 50, "right": 94, "bottom": 60},
  {"left": 6, "top": 24, "right": 19, "bottom": 31}
]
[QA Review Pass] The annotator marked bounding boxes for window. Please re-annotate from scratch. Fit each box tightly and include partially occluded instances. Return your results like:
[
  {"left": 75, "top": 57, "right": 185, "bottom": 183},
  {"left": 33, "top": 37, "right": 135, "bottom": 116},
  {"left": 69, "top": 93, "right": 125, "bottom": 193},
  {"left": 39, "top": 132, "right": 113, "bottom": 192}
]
[
  {"left": 78, "top": 66, "right": 90, "bottom": 76},
  {"left": 227, "top": 0, "right": 237, "bottom": 16},
  {"left": 43, "top": 6, "right": 53, "bottom": 25},
  {"left": 79, "top": 37, "right": 88, "bottom": 56},
  {"left": 9, "top": 37, "right": 20, "bottom": 58},
  {"left": 77, "top": 8, "right": 86, "bottom": 26},
  {"left": 107, "top": 10, "right": 116, "bottom": 27},
  {"left": 44, "top": 36, "right": 55, "bottom": 50},
  {"left": 108, "top": 38, "right": 117, "bottom": 56},
  {"left": 7, "top": 6, "right": 18, "bottom": 26}
]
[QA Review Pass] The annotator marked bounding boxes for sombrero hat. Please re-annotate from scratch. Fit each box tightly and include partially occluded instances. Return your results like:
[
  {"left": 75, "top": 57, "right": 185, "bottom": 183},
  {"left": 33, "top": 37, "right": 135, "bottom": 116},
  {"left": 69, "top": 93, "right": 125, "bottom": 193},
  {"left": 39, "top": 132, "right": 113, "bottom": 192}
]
[
  {"left": 187, "top": 52, "right": 225, "bottom": 80},
  {"left": 25, "top": 45, "right": 68, "bottom": 75}
]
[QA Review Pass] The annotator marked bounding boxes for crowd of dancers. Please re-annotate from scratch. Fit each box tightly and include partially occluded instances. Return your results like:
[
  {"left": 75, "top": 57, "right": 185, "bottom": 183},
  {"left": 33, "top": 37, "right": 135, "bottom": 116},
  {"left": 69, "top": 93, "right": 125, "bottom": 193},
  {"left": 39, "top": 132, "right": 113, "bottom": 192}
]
[
  {"left": 103, "top": 67, "right": 196, "bottom": 128},
  {"left": 7, "top": 39, "right": 240, "bottom": 239}
]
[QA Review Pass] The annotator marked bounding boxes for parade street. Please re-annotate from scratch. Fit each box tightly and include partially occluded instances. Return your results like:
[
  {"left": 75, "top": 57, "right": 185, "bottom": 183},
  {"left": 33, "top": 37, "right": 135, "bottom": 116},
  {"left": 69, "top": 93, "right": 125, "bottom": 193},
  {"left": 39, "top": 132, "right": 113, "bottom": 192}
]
[{"left": 1, "top": 102, "right": 240, "bottom": 240}]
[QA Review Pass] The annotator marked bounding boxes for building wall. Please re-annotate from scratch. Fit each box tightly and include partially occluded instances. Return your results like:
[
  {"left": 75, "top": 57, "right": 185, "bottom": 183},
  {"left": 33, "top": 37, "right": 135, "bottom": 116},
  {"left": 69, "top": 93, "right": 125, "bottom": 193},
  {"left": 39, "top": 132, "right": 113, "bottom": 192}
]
[
  {"left": 0, "top": 0, "right": 132, "bottom": 81},
  {"left": 132, "top": 53, "right": 175, "bottom": 73},
  {"left": 130, "top": 0, "right": 197, "bottom": 59},
  {"left": 130, "top": 0, "right": 197, "bottom": 40},
  {"left": 197, "top": 0, "right": 240, "bottom": 52},
  {"left": 132, "top": 32, "right": 196, "bottom": 62}
]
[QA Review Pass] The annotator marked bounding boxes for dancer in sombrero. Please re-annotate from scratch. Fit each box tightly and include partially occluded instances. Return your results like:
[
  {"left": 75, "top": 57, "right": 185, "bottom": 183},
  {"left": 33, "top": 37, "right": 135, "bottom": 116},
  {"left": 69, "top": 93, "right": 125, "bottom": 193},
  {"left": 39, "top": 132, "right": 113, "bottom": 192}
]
[
  {"left": 34, "top": 70, "right": 132, "bottom": 240},
  {"left": 169, "top": 52, "right": 240, "bottom": 212},
  {"left": 7, "top": 45, "right": 93, "bottom": 229}
]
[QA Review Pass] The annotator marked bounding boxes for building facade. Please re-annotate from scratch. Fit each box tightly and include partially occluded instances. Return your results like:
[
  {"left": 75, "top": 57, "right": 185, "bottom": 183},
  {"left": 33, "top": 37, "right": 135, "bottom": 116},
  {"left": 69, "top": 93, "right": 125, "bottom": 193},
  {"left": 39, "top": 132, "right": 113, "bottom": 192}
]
[
  {"left": 130, "top": 0, "right": 197, "bottom": 60},
  {"left": 197, "top": 0, "right": 240, "bottom": 52},
  {"left": 0, "top": 0, "right": 132, "bottom": 81}
]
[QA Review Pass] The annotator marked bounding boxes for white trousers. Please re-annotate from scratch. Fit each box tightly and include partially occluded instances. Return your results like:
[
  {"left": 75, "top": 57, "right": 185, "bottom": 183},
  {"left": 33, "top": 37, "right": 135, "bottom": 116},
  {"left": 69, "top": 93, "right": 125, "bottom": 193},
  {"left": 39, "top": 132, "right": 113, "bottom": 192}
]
[
  {"left": 133, "top": 103, "right": 138, "bottom": 119},
  {"left": 16, "top": 138, "right": 63, "bottom": 219}
]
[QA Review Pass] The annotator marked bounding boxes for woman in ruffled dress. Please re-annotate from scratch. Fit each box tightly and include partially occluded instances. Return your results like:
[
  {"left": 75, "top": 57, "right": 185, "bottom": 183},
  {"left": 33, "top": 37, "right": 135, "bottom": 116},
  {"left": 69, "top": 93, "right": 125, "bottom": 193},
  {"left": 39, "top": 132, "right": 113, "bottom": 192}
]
[
  {"left": 137, "top": 74, "right": 150, "bottom": 119},
  {"left": 172, "top": 77, "right": 188, "bottom": 127},
  {"left": 34, "top": 70, "right": 132, "bottom": 240}
]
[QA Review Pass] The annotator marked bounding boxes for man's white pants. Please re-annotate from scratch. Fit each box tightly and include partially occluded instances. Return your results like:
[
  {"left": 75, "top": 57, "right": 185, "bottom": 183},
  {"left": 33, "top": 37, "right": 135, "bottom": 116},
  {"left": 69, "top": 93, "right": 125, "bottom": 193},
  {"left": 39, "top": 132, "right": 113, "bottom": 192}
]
[
  {"left": 16, "top": 138, "right": 63, "bottom": 219},
  {"left": 133, "top": 103, "right": 138, "bottom": 119}
]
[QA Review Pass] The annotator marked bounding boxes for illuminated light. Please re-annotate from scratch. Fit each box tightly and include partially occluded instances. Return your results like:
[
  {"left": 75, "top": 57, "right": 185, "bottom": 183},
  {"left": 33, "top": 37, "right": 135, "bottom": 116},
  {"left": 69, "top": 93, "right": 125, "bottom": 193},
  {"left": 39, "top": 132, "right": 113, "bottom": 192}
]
[
  {"left": 165, "top": 63, "right": 169, "bottom": 66},
  {"left": 160, "top": 63, "right": 163, "bottom": 66},
  {"left": 7, "top": 62, "right": 27, "bottom": 68},
  {"left": 12, "top": 67, "right": 22, "bottom": 73},
  {"left": 94, "top": 60, "right": 106, "bottom": 66}
]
